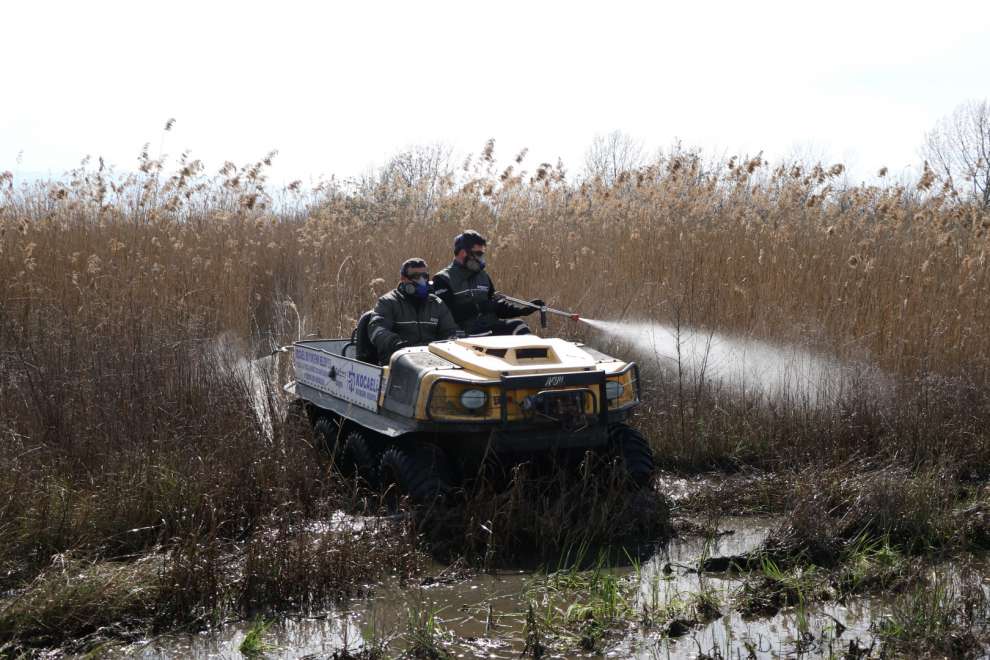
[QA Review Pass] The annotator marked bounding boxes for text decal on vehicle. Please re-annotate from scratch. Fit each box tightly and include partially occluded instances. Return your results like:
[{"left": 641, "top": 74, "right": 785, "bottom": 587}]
[
  {"left": 295, "top": 345, "right": 382, "bottom": 412},
  {"left": 543, "top": 376, "right": 565, "bottom": 387}
]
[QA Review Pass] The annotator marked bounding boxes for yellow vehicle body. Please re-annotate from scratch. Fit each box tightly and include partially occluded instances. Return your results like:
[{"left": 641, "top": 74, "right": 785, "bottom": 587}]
[
  {"left": 381, "top": 336, "right": 639, "bottom": 424},
  {"left": 288, "top": 333, "right": 652, "bottom": 496}
]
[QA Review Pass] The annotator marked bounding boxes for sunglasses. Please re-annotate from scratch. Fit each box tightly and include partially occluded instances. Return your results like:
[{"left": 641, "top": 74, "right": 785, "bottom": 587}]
[
  {"left": 469, "top": 250, "right": 486, "bottom": 257},
  {"left": 406, "top": 272, "right": 429, "bottom": 282}
]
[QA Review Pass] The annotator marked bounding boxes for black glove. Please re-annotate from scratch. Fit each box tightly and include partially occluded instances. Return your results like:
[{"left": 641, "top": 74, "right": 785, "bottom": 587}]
[
  {"left": 522, "top": 299, "right": 545, "bottom": 316},
  {"left": 382, "top": 338, "right": 408, "bottom": 364}
]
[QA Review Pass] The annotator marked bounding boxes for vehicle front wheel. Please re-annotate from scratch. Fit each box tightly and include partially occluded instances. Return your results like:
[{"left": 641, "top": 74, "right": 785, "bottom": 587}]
[
  {"left": 379, "top": 444, "right": 454, "bottom": 507},
  {"left": 607, "top": 423, "right": 655, "bottom": 489}
]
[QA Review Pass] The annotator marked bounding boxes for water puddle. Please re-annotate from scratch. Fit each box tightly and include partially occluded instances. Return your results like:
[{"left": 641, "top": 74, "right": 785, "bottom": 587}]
[
  {"left": 101, "top": 515, "right": 987, "bottom": 659},
  {"left": 107, "top": 615, "right": 366, "bottom": 659},
  {"left": 103, "top": 571, "right": 536, "bottom": 659},
  {"left": 619, "top": 517, "right": 878, "bottom": 658}
]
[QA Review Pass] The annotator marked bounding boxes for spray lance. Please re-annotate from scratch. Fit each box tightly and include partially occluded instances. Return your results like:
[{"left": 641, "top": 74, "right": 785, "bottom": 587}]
[{"left": 495, "top": 294, "right": 581, "bottom": 329}]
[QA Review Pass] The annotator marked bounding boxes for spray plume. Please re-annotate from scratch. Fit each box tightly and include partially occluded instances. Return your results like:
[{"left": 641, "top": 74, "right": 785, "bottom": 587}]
[
  {"left": 211, "top": 334, "right": 284, "bottom": 440},
  {"left": 581, "top": 318, "right": 854, "bottom": 407}
]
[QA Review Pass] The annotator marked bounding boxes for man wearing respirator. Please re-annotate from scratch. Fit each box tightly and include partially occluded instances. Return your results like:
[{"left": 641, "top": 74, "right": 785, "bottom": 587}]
[
  {"left": 432, "top": 230, "right": 544, "bottom": 337},
  {"left": 368, "top": 258, "right": 459, "bottom": 364}
]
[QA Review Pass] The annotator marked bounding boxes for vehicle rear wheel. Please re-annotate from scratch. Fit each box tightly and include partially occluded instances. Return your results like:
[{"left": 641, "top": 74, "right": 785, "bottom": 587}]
[
  {"left": 342, "top": 429, "right": 381, "bottom": 488},
  {"left": 607, "top": 423, "right": 655, "bottom": 489},
  {"left": 313, "top": 415, "right": 344, "bottom": 467},
  {"left": 284, "top": 398, "right": 312, "bottom": 436},
  {"left": 379, "top": 444, "right": 453, "bottom": 507}
]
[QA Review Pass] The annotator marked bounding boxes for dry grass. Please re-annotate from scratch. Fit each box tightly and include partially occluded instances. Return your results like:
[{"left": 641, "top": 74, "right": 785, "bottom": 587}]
[{"left": 1, "top": 143, "right": 990, "bottom": 648}]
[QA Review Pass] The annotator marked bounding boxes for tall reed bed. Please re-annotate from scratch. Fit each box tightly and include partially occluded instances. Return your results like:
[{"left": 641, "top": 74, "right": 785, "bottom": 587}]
[{"left": 1, "top": 144, "right": 989, "bottom": 646}]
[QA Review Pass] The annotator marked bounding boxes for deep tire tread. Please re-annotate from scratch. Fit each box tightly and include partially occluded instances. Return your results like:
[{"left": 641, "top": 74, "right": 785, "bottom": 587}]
[
  {"left": 313, "top": 416, "right": 342, "bottom": 463},
  {"left": 379, "top": 443, "right": 453, "bottom": 504},
  {"left": 608, "top": 423, "right": 655, "bottom": 488},
  {"left": 343, "top": 429, "right": 381, "bottom": 487}
]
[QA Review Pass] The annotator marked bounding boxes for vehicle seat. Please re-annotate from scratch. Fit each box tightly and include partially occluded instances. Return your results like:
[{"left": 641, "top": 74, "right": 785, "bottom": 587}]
[{"left": 353, "top": 310, "right": 379, "bottom": 365}]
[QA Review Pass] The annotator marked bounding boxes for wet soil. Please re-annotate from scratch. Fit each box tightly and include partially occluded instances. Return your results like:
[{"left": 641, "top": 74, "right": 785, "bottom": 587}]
[
  {"left": 74, "top": 468, "right": 990, "bottom": 659},
  {"left": 96, "top": 516, "right": 898, "bottom": 659}
]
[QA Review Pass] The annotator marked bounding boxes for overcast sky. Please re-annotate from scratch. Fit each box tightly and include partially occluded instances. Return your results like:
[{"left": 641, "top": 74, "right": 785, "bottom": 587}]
[{"left": 2, "top": 0, "right": 988, "bottom": 185}]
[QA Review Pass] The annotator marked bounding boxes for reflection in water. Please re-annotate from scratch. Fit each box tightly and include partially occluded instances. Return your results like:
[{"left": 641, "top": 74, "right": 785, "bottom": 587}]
[
  {"left": 104, "top": 516, "right": 984, "bottom": 659},
  {"left": 107, "top": 614, "right": 366, "bottom": 659},
  {"left": 624, "top": 518, "right": 880, "bottom": 658},
  {"left": 103, "top": 573, "right": 537, "bottom": 660}
]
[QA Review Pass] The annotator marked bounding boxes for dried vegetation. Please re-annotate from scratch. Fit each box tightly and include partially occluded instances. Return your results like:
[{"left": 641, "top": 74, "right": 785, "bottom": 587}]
[{"left": 2, "top": 140, "right": 990, "bottom": 652}]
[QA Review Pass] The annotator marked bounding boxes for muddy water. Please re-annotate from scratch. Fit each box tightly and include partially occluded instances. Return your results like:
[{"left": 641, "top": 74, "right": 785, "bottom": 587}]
[
  {"left": 624, "top": 518, "right": 878, "bottom": 658},
  {"left": 104, "top": 570, "right": 536, "bottom": 659},
  {"left": 102, "top": 515, "right": 898, "bottom": 659}
]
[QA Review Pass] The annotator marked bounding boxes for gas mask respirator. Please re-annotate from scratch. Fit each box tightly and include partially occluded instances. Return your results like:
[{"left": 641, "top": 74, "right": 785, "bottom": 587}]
[
  {"left": 401, "top": 276, "right": 430, "bottom": 299},
  {"left": 465, "top": 254, "right": 486, "bottom": 273}
]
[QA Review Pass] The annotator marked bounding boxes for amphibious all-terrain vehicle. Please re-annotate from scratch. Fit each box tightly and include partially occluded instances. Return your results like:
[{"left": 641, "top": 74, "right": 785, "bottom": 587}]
[{"left": 285, "top": 322, "right": 654, "bottom": 501}]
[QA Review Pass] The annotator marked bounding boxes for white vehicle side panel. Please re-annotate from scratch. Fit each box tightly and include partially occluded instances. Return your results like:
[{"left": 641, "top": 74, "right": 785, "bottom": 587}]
[{"left": 294, "top": 344, "right": 382, "bottom": 412}]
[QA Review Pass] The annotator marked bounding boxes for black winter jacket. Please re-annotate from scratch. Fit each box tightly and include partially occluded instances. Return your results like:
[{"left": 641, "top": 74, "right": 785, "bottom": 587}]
[
  {"left": 367, "top": 288, "right": 459, "bottom": 362},
  {"left": 432, "top": 261, "right": 530, "bottom": 335}
]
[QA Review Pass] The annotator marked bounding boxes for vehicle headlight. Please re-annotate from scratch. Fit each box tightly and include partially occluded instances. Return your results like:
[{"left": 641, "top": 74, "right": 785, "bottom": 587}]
[
  {"left": 605, "top": 380, "right": 624, "bottom": 400},
  {"left": 460, "top": 389, "right": 487, "bottom": 410}
]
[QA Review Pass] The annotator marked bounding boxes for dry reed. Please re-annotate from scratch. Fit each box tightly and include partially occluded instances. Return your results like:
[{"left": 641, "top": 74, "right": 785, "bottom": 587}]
[{"left": 1, "top": 142, "right": 989, "bottom": 649}]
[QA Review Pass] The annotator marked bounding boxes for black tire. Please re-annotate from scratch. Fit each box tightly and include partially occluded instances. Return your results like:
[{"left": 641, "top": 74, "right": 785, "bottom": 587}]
[
  {"left": 342, "top": 429, "right": 381, "bottom": 487},
  {"left": 284, "top": 399, "right": 312, "bottom": 437},
  {"left": 608, "top": 423, "right": 655, "bottom": 489},
  {"left": 379, "top": 444, "right": 454, "bottom": 506},
  {"left": 302, "top": 401, "right": 320, "bottom": 427},
  {"left": 313, "top": 415, "right": 344, "bottom": 466}
]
